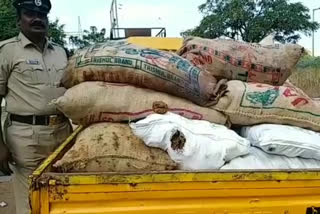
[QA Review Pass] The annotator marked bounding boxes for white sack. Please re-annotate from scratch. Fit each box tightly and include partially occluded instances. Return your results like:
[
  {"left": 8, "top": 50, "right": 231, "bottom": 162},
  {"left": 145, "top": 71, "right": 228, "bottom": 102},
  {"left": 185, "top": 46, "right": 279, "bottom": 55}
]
[
  {"left": 221, "top": 147, "right": 320, "bottom": 170},
  {"left": 130, "top": 113, "right": 250, "bottom": 170},
  {"left": 241, "top": 124, "right": 320, "bottom": 160}
]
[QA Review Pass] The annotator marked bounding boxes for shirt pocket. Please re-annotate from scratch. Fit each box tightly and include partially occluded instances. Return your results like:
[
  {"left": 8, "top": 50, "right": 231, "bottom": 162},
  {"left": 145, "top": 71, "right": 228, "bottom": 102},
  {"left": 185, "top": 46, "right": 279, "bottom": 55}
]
[{"left": 14, "top": 61, "right": 47, "bottom": 84}]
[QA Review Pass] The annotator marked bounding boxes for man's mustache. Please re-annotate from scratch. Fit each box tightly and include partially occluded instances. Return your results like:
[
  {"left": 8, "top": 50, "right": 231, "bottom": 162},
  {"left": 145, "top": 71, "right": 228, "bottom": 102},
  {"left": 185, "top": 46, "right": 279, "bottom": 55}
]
[{"left": 31, "top": 21, "right": 46, "bottom": 28}]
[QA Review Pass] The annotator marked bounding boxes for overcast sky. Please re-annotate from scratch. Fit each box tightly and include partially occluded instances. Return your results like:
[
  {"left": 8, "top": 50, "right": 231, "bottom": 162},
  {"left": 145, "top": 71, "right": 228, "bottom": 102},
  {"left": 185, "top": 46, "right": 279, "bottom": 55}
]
[{"left": 49, "top": 0, "right": 320, "bottom": 56}]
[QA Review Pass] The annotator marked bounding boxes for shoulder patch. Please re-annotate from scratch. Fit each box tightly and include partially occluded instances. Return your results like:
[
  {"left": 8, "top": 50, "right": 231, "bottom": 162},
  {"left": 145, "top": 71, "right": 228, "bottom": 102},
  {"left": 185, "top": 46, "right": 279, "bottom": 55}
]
[{"left": 0, "top": 36, "right": 19, "bottom": 50}]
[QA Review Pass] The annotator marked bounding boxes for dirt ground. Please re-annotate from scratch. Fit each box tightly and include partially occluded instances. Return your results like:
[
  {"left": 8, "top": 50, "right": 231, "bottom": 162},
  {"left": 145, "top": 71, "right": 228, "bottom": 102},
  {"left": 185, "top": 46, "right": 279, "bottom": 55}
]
[{"left": 0, "top": 177, "right": 15, "bottom": 214}]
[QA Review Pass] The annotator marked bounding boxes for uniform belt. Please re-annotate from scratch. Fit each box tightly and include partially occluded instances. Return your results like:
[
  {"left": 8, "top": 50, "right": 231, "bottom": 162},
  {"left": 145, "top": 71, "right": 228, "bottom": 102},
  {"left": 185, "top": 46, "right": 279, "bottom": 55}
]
[{"left": 10, "top": 114, "right": 67, "bottom": 126}]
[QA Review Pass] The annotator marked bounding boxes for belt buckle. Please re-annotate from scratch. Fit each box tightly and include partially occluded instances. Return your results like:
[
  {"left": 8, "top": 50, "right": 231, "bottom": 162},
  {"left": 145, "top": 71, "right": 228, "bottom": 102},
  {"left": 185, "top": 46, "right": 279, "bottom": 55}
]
[
  {"left": 32, "top": 115, "right": 36, "bottom": 125},
  {"left": 49, "top": 115, "right": 59, "bottom": 126}
]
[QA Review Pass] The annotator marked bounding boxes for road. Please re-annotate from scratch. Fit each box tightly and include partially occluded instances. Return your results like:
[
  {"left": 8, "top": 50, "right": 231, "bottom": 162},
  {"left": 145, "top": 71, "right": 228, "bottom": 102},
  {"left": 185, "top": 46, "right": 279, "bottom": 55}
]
[
  {"left": 0, "top": 107, "right": 77, "bottom": 214},
  {"left": 0, "top": 176, "right": 15, "bottom": 214},
  {"left": 0, "top": 106, "right": 15, "bottom": 214}
]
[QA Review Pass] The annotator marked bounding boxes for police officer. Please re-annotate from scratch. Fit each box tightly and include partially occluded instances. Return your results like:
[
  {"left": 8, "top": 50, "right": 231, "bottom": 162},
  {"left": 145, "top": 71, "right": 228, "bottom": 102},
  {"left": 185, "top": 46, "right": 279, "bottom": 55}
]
[{"left": 0, "top": 0, "right": 71, "bottom": 213}]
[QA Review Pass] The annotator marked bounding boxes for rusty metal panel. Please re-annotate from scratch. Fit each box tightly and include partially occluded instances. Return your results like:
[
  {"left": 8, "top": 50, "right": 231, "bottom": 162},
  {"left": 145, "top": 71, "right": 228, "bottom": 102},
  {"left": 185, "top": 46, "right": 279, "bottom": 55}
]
[{"left": 125, "top": 28, "right": 152, "bottom": 37}]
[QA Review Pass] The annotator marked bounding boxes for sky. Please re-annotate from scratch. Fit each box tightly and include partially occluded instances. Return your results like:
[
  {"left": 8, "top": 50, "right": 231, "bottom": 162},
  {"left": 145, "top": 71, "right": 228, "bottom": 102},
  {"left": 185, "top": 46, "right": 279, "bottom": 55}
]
[{"left": 49, "top": 0, "right": 320, "bottom": 56}]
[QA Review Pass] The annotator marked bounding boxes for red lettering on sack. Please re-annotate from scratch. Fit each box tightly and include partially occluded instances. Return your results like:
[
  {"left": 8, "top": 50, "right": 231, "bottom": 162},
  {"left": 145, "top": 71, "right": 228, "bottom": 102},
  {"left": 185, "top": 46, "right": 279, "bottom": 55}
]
[
  {"left": 199, "top": 56, "right": 206, "bottom": 65},
  {"left": 291, "top": 98, "right": 309, "bottom": 107},
  {"left": 206, "top": 55, "right": 213, "bottom": 64},
  {"left": 199, "top": 55, "right": 212, "bottom": 64},
  {"left": 283, "top": 88, "right": 298, "bottom": 97},
  {"left": 248, "top": 72, "right": 257, "bottom": 82},
  {"left": 192, "top": 58, "right": 202, "bottom": 66},
  {"left": 243, "top": 61, "right": 251, "bottom": 70},
  {"left": 207, "top": 48, "right": 214, "bottom": 55},
  {"left": 191, "top": 55, "right": 212, "bottom": 65}
]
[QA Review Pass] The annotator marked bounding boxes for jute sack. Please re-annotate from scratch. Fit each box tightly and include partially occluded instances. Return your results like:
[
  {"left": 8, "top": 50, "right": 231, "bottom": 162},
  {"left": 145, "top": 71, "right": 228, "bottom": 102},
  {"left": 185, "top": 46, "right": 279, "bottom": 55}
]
[
  {"left": 54, "top": 82, "right": 228, "bottom": 126},
  {"left": 62, "top": 40, "right": 227, "bottom": 106},
  {"left": 54, "top": 123, "right": 177, "bottom": 172},
  {"left": 177, "top": 37, "right": 304, "bottom": 86},
  {"left": 211, "top": 80, "right": 320, "bottom": 132}
]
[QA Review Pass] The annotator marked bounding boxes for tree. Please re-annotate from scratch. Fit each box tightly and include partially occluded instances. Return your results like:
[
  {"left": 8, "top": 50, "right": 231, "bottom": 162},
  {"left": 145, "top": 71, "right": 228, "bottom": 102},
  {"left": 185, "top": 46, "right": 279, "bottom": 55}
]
[
  {"left": 181, "top": 0, "right": 320, "bottom": 43},
  {"left": 69, "top": 26, "right": 108, "bottom": 49},
  {"left": 48, "top": 19, "right": 66, "bottom": 46},
  {"left": 0, "top": 0, "right": 66, "bottom": 46},
  {"left": 0, "top": 0, "right": 19, "bottom": 41}
]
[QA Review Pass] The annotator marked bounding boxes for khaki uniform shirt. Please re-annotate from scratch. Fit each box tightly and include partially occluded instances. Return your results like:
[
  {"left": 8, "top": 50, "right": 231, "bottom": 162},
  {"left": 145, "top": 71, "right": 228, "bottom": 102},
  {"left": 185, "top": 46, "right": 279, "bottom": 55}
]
[{"left": 0, "top": 32, "right": 67, "bottom": 115}]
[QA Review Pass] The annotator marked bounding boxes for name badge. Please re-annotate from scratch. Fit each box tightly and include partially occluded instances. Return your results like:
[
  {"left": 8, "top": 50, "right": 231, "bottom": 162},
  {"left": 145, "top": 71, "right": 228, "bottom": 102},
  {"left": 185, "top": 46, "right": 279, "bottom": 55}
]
[{"left": 26, "top": 60, "right": 40, "bottom": 65}]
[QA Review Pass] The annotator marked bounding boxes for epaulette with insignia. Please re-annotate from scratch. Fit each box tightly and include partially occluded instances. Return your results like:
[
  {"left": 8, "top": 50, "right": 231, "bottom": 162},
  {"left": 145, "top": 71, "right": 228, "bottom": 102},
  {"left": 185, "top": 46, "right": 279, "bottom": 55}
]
[{"left": 0, "top": 36, "right": 20, "bottom": 50}]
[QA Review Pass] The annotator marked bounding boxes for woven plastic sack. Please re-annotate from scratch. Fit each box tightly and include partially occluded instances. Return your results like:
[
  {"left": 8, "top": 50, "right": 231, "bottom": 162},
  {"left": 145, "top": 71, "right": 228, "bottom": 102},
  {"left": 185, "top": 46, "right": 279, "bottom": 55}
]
[
  {"left": 177, "top": 37, "right": 304, "bottom": 86},
  {"left": 130, "top": 113, "right": 250, "bottom": 170},
  {"left": 221, "top": 147, "right": 320, "bottom": 170},
  {"left": 62, "top": 40, "right": 227, "bottom": 106},
  {"left": 241, "top": 124, "right": 320, "bottom": 160}
]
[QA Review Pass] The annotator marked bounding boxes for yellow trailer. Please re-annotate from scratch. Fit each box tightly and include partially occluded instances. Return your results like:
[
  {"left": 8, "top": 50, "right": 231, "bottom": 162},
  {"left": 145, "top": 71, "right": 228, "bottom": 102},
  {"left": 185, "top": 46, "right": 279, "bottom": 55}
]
[
  {"left": 29, "top": 37, "right": 320, "bottom": 214},
  {"left": 29, "top": 126, "right": 320, "bottom": 214}
]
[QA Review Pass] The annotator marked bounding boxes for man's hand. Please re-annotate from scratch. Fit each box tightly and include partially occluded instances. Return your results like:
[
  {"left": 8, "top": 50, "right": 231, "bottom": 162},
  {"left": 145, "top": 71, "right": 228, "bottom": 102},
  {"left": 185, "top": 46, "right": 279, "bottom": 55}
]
[{"left": 0, "top": 142, "right": 13, "bottom": 175}]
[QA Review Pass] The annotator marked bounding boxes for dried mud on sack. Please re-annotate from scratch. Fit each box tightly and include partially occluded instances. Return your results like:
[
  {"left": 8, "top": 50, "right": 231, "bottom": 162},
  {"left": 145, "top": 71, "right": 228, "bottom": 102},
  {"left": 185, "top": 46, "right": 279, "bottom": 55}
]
[
  {"left": 130, "top": 113, "right": 250, "bottom": 170},
  {"left": 221, "top": 147, "right": 320, "bottom": 170},
  {"left": 54, "top": 82, "right": 228, "bottom": 126},
  {"left": 62, "top": 39, "right": 227, "bottom": 106},
  {"left": 177, "top": 37, "right": 304, "bottom": 86},
  {"left": 211, "top": 80, "right": 320, "bottom": 132},
  {"left": 54, "top": 123, "right": 177, "bottom": 172},
  {"left": 241, "top": 124, "right": 320, "bottom": 160}
]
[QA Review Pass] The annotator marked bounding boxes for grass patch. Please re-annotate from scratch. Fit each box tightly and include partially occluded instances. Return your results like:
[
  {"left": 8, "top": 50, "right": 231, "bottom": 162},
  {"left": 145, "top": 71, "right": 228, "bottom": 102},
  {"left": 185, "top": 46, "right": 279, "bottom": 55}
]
[
  {"left": 296, "top": 55, "right": 320, "bottom": 69},
  {"left": 289, "top": 56, "right": 320, "bottom": 98}
]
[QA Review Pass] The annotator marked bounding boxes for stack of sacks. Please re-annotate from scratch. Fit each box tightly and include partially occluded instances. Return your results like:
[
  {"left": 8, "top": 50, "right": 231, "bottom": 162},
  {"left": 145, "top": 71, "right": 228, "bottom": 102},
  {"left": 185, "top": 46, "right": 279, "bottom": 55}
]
[
  {"left": 54, "top": 39, "right": 230, "bottom": 173},
  {"left": 55, "top": 36, "right": 320, "bottom": 172},
  {"left": 176, "top": 37, "right": 320, "bottom": 169},
  {"left": 176, "top": 37, "right": 320, "bottom": 132},
  {"left": 56, "top": 39, "right": 228, "bottom": 126}
]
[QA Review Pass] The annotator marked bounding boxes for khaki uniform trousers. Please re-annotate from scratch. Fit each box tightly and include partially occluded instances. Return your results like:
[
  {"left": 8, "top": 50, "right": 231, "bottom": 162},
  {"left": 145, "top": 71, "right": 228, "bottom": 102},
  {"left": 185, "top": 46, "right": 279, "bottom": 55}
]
[{"left": 5, "top": 118, "right": 71, "bottom": 214}]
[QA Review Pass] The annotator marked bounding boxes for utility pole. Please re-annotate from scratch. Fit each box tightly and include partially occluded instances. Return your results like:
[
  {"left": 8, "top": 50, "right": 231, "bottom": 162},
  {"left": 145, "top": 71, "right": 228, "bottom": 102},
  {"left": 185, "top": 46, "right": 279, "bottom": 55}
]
[
  {"left": 115, "top": 0, "right": 119, "bottom": 30},
  {"left": 312, "top": 7, "right": 320, "bottom": 57},
  {"left": 110, "top": 0, "right": 120, "bottom": 38},
  {"left": 78, "top": 16, "right": 83, "bottom": 40}
]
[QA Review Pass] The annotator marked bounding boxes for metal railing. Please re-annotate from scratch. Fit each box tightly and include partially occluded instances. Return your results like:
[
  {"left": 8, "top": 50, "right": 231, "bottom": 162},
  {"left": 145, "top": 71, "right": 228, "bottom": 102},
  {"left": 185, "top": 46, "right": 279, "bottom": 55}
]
[{"left": 110, "top": 27, "right": 166, "bottom": 40}]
